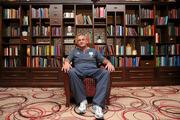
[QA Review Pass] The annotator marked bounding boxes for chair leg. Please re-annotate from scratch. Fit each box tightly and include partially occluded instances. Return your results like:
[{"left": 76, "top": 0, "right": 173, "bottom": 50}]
[
  {"left": 63, "top": 73, "right": 71, "bottom": 107},
  {"left": 66, "top": 96, "right": 70, "bottom": 107},
  {"left": 106, "top": 73, "right": 112, "bottom": 105},
  {"left": 65, "top": 89, "right": 70, "bottom": 107}
]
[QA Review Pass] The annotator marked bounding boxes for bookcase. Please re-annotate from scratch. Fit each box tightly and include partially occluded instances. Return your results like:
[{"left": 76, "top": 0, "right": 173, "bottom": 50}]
[
  {"left": 0, "top": 0, "right": 180, "bottom": 87},
  {"left": 155, "top": 2, "right": 180, "bottom": 82}
]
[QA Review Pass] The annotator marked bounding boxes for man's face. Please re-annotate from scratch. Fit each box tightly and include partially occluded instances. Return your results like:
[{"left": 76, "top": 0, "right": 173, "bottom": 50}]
[{"left": 76, "top": 35, "right": 88, "bottom": 48}]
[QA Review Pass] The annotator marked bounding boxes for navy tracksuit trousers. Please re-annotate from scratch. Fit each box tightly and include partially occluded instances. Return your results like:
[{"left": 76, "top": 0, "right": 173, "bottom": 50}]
[{"left": 68, "top": 67, "right": 110, "bottom": 108}]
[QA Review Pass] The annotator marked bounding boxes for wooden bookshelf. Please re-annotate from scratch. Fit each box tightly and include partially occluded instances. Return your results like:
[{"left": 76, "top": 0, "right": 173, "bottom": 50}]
[{"left": 0, "top": 0, "right": 180, "bottom": 87}]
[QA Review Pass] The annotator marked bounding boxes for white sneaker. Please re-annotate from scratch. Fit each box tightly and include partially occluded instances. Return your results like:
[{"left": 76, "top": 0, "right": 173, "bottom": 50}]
[
  {"left": 78, "top": 100, "right": 88, "bottom": 114},
  {"left": 92, "top": 105, "right": 104, "bottom": 119}
]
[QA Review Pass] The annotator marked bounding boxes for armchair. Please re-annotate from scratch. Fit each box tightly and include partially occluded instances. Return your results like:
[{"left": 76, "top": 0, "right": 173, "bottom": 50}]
[{"left": 63, "top": 69, "right": 112, "bottom": 107}]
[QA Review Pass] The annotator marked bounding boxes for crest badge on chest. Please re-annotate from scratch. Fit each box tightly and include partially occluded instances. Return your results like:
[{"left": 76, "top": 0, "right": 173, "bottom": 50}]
[
  {"left": 89, "top": 52, "right": 93, "bottom": 57},
  {"left": 77, "top": 51, "right": 80, "bottom": 55}
]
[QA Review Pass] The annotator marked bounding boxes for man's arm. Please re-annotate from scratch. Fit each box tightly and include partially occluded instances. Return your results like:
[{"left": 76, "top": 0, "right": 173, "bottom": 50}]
[
  {"left": 103, "top": 58, "right": 115, "bottom": 72},
  {"left": 95, "top": 49, "right": 115, "bottom": 72},
  {"left": 61, "top": 58, "right": 72, "bottom": 73}
]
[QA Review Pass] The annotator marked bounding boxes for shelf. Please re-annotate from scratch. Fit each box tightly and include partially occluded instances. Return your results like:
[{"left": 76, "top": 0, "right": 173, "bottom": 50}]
[
  {"left": 32, "top": 36, "right": 50, "bottom": 38},
  {"left": 2, "top": 36, "right": 20, "bottom": 39},
  {"left": 1, "top": 2, "right": 180, "bottom": 87},
  {"left": 63, "top": 35, "right": 75, "bottom": 38},
  {"left": 76, "top": 24, "right": 93, "bottom": 27},
  {"left": 141, "top": 18, "right": 154, "bottom": 21},
  {"left": 94, "top": 24, "right": 106, "bottom": 27},
  {"left": 125, "top": 24, "right": 139, "bottom": 27}
]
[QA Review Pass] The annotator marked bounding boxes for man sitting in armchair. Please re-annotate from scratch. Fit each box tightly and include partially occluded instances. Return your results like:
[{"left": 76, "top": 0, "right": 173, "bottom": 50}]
[{"left": 62, "top": 33, "right": 115, "bottom": 119}]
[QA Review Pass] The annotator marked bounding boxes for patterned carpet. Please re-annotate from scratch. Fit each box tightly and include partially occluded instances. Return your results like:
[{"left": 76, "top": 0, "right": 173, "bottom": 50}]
[{"left": 0, "top": 86, "right": 180, "bottom": 120}]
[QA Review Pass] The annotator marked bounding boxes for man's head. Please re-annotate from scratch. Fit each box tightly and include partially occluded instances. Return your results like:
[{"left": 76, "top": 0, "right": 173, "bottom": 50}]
[{"left": 75, "top": 33, "right": 89, "bottom": 49}]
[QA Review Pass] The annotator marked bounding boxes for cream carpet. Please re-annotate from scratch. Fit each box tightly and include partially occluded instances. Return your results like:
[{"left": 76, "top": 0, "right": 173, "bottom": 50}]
[{"left": 0, "top": 86, "right": 180, "bottom": 120}]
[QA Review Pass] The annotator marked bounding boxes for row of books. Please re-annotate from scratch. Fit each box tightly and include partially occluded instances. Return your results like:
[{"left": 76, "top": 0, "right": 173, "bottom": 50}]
[
  {"left": 3, "top": 56, "right": 179, "bottom": 68},
  {"left": 116, "top": 26, "right": 124, "bottom": 36},
  {"left": 31, "top": 8, "right": 49, "bottom": 18},
  {"left": 27, "top": 57, "right": 61, "bottom": 68},
  {"left": 141, "top": 8, "right": 154, "bottom": 19},
  {"left": 115, "top": 45, "right": 124, "bottom": 55},
  {"left": 52, "top": 27, "right": 61, "bottom": 36},
  {"left": 31, "top": 57, "right": 48, "bottom": 67},
  {"left": 109, "top": 56, "right": 140, "bottom": 67},
  {"left": 94, "top": 7, "right": 106, "bottom": 18},
  {"left": 51, "top": 44, "right": 62, "bottom": 56},
  {"left": 95, "top": 44, "right": 155, "bottom": 56},
  {"left": 75, "top": 14, "right": 92, "bottom": 25},
  {"left": 168, "top": 8, "right": 180, "bottom": 19},
  {"left": 156, "top": 45, "right": 167, "bottom": 55},
  {"left": 6, "top": 25, "right": 60, "bottom": 37},
  {"left": 4, "top": 46, "right": 19, "bottom": 56},
  {"left": 3, "top": 7, "right": 180, "bottom": 20},
  {"left": 32, "top": 26, "right": 50, "bottom": 36},
  {"left": 125, "top": 14, "right": 138, "bottom": 25},
  {"left": 107, "top": 25, "right": 124, "bottom": 36},
  {"left": 125, "top": 27, "right": 138, "bottom": 36},
  {"left": 108, "top": 56, "right": 124, "bottom": 67},
  {"left": 50, "top": 58, "right": 61, "bottom": 67},
  {"left": 30, "top": 57, "right": 61, "bottom": 68},
  {"left": 140, "top": 44, "right": 154, "bottom": 55},
  {"left": 4, "top": 25, "right": 20, "bottom": 37},
  {"left": 96, "top": 44, "right": 138, "bottom": 56},
  {"left": 31, "top": 45, "right": 49, "bottom": 56},
  {"left": 5, "top": 25, "right": 61, "bottom": 37},
  {"left": 4, "top": 44, "right": 178, "bottom": 57},
  {"left": 168, "top": 44, "right": 180, "bottom": 55},
  {"left": 156, "top": 44, "right": 180, "bottom": 55},
  {"left": 107, "top": 25, "right": 115, "bottom": 36},
  {"left": 155, "top": 16, "right": 168, "bottom": 25},
  {"left": 139, "top": 25, "right": 155, "bottom": 36},
  {"left": 116, "top": 15, "right": 123, "bottom": 25},
  {"left": 168, "top": 23, "right": 180, "bottom": 36},
  {"left": 95, "top": 45, "right": 106, "bottom": 56},
  {"left": 125, "top": 57, "right": 140, "bottom": 67},
  {"left": 31, "top": 44, "right": 61, "bottom": 56},
  {"left": 168, "top": 56, "right": 180, "bottom": 66},
  {"left": 3, "top": 58, "right": 20, "bottom": 67},
  {"left": 107, "top": 25, "right": 155, "bottom": 36},
  {"left": 3, "top": 8, "right": 20, "bottom": 19},
  {"left": 156, "top": 56, "right": 180, "bottom": 66}
]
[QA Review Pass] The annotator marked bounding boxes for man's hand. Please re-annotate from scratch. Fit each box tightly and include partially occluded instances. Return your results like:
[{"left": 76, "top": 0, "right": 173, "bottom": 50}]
[
  {"left": 105, "top": 62, "right": 115, "bottom": 72},
  {"left": 61, "top": 60, "right": 72, "bottom": 73},
  {"left": 103, "top": 58, "right": 115, "bottom": 72}
]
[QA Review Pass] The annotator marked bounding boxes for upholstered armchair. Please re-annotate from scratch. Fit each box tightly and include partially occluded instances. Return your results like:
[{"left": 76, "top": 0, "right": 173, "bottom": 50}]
[{"left": 63, "top": 70, "right": 112, "bottom": 107}]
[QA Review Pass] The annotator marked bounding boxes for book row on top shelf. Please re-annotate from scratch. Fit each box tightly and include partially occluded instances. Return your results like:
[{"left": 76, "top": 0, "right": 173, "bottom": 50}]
[{"left": 1, "top": 3, "right": 180, "bottom": 68}]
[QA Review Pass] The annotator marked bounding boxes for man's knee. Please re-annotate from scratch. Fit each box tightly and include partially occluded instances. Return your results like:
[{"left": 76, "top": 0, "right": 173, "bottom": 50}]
[
  {"left": 101, "top": 69, "right": 110, "bottom": 77},
  {"left": 68, "top": 68, "right": 77, "bottom": 76}
]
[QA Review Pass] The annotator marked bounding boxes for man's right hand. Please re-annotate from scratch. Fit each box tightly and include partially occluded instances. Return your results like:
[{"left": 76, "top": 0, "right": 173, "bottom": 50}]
[{"left": 61, "top": 62, "right": 72, "bottom": 73}]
